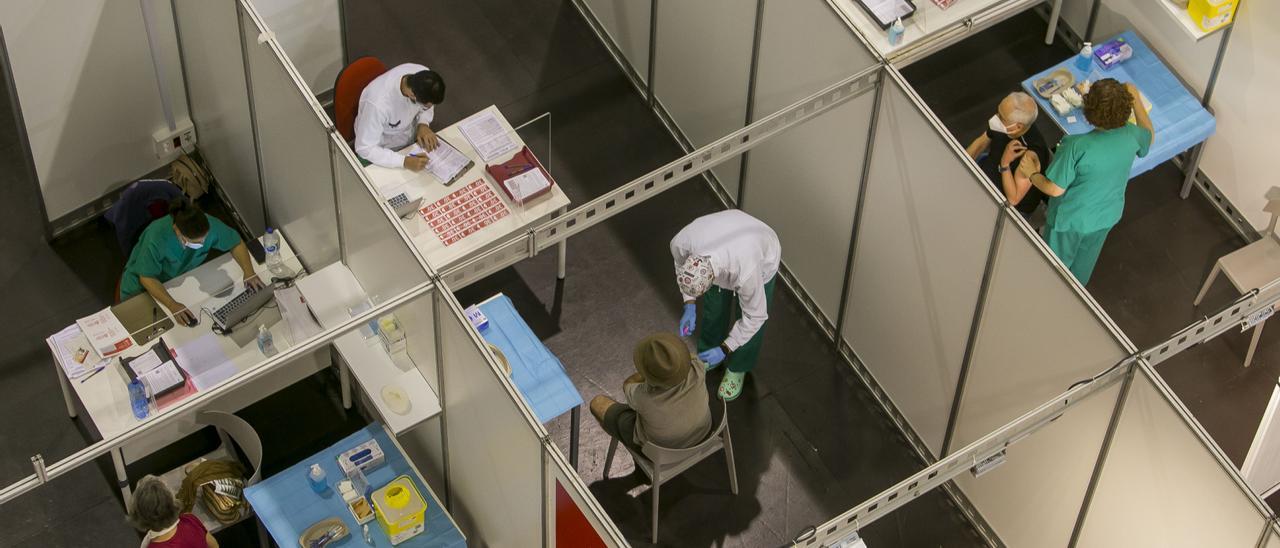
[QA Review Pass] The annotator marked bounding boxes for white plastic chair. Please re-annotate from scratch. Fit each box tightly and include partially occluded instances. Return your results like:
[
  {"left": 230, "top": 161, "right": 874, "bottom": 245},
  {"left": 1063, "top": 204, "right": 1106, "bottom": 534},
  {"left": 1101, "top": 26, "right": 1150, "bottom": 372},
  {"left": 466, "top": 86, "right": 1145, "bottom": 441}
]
[
  {"left": 151, "top": 411, "right": 263, "bottom": 541},
  {"left": 1194, "top": 187, "right": 1280, "bottom": 367},
  {"left": 602, "top": 398, "right": 737, "bottom": 544}
]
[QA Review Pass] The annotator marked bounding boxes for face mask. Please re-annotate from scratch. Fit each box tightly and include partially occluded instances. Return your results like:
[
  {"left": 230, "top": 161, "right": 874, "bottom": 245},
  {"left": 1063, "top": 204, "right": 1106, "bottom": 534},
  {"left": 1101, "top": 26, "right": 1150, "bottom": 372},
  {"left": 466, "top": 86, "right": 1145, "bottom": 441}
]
[
  {"left": 988, "top": 114, "right": 1011, "bottom": 134},
  {"left": 183, "top": 239, "right": 204, "bottom": 250}
]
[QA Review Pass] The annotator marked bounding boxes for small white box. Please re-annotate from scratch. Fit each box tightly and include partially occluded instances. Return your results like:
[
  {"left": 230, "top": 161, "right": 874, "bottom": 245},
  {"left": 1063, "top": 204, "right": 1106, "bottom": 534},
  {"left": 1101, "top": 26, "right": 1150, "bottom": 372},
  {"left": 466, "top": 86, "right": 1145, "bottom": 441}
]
[
  {"left": 465, "top": 305, "right": 488, "bottom": 331},
  {"left": 337, "top": 439, "right": 385, "bottom": 477}
]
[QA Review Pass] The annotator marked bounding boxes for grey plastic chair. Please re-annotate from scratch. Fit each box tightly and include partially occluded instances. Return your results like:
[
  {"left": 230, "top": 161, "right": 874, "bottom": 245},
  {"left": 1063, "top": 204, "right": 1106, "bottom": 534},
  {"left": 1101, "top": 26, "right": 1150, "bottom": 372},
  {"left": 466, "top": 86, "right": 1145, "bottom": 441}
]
[{"left": 603, "top": 398, "right": 737, "bottom": 543}]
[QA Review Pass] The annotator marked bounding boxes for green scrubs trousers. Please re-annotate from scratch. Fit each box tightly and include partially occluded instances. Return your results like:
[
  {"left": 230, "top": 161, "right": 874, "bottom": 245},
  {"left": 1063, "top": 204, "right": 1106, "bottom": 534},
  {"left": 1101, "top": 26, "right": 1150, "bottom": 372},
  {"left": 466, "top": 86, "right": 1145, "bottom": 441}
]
[
  {"left": 697, "top": 276, "right": 776, "bottom": 373},
  {"left": 1043, "top": 225, "right": 1112, "bottom": 285}
]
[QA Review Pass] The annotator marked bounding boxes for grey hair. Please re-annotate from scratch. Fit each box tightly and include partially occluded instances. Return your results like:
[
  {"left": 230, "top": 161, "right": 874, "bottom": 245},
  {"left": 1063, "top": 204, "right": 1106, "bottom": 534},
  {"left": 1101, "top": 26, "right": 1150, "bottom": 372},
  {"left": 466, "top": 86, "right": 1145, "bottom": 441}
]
[
  {"left": 1005, "top": 92, "right": 1039, "bottom": 126},
  {"left": 127, "top": 475, "right": 180, "bottom": 532}
]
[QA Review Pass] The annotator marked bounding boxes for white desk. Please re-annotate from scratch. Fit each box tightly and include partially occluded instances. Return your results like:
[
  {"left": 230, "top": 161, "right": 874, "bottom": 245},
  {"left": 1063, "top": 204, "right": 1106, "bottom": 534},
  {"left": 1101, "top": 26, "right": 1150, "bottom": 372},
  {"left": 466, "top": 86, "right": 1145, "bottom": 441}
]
[
  {"left": 833, "top": 0, "right": 1061, "bottom": 66},
  {"left": 45, "top": 233, "right": 334, "bottom": 504},
  {"left": 362, "top": 106, "right": 571, "bottom": 275},
  {"left": 295, "top": 263, "right": 442, "bottom": 435}
]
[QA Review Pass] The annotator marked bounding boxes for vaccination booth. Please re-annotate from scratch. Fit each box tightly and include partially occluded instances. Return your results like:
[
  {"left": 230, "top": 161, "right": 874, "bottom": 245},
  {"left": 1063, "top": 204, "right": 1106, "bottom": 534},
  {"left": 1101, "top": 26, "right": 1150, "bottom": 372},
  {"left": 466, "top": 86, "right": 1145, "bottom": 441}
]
[{"left": 3, "top": 0, "right": 1276, "bottom": 545}]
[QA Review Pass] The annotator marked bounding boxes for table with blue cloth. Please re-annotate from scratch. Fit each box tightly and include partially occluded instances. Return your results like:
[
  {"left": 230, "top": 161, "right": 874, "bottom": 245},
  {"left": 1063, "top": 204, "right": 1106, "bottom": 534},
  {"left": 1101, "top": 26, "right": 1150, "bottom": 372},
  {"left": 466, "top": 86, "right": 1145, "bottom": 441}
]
[
  {"left": 475, "top": 293, "right": 584, "bottom": 468},
  {"left": 1021, "top": 30, "right": 1215, "bottom": 179},
  {"left": 245, "top": 424, "right": 466, "bottom": 548}
]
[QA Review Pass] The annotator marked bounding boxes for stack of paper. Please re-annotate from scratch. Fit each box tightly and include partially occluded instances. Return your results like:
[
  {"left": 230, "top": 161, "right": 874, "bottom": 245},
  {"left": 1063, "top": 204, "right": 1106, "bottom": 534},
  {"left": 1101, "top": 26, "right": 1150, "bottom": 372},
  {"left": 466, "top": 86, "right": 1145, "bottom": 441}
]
[
  {"left": 502, "top": 168, "right": 551, "bottom": 205},
  {"left": 76, "top": 308, "right": 133, "bottom": 359},
  {"left": 51, "top": 325, "right": 110, "bottom": 379},
  {"left": 459, "top": 111, "right": 519, "bottom": 163},
  {"left": 127, "top": 351, "right": 184, "bottom": 394},
  {"left": 406, "top": 141, "right": 472, "bottom": 185}
]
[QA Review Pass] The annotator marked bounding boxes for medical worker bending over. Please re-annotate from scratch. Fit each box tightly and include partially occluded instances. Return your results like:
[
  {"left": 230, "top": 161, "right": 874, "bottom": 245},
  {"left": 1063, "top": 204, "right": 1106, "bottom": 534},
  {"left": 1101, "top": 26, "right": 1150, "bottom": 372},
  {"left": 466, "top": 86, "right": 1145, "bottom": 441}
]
[
  {"left": 672, "top": 210, "right": 781, "bottom": 401},
  {"left": 120, "top": 198, "right": 262, "bottom": 327},
  {"left": 354, "top": 63, "right": 447, "bottom": 171},
  {"left": 1020, "top": 79, "right": 1152, "bottom": 285}
]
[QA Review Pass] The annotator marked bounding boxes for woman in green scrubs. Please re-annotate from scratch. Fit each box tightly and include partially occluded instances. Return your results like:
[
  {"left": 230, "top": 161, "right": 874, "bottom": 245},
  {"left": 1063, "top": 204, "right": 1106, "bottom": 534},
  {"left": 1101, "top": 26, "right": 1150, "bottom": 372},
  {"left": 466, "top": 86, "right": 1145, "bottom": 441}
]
[
  {"left": 1020, "top": 79, "right": 1153, "bottom": 285},
  {"left": 120, "top": 198, "right": 263, "bottom": 325}
]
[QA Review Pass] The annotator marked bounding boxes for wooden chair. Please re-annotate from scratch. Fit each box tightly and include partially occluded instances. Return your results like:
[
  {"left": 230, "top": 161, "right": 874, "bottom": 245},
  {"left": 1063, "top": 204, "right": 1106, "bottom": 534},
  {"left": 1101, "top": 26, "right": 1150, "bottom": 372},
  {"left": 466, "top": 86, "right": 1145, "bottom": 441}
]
[
  {"left": 1194, "top": 186, "right": 1280, "bottom": 367},
  {"left": 333, "top": 56, "right": 388, "bottom": 142},
  {"left": 603, "top": 399, "right": 737, "bottom": 544}
]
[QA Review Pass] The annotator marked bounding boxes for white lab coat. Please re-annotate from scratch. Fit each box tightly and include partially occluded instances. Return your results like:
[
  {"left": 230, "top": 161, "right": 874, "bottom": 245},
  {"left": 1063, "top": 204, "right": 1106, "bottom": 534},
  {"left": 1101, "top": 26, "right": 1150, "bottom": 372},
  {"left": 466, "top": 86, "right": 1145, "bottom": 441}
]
[
  {"left": 670, "top": 210, "right": 781, "bottom": 351},
  {"left": 354, "top": 63, "right": 437, "bottom": 168}
]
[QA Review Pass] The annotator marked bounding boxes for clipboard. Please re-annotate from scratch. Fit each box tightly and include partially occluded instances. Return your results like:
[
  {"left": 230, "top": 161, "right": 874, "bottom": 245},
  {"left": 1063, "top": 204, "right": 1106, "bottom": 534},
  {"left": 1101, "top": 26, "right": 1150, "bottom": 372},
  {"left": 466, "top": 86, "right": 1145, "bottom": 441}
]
[
  {"left": 120, "top": 339, "right": 187, "bottom": 398},
  {"left": 425, "top": 136, "right": 475, "bottom": 187}
]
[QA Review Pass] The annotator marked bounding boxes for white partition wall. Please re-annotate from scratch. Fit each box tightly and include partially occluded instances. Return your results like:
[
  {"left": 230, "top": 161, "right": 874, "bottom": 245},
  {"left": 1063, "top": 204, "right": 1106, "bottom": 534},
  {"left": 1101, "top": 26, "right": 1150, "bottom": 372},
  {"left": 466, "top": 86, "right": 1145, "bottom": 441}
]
[
  {"left": 1075, "top": 365, "right": 1268, "bottom": 547},
  {"left": 253, "top": 0, "right": 343, "bottom": 93},
  {"left": 842, "top": 78, "right": 1000, "bottom": 456},
  {"left": 578, "top": 0, "right": 651, "bottom": 85},
  {"left": 652, "top": 0, "right": 756, "bottom": 200},
  {"left": 239, "top": 3, "right": 339, "bottom": 270}
]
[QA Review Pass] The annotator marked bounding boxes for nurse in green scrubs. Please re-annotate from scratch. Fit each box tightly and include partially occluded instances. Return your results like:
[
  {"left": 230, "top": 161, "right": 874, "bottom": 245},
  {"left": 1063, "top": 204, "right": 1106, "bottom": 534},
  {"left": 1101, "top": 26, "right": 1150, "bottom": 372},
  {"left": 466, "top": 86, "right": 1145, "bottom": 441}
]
[
  {"left": 120, "top": 198, "right": 264, "bottom": 325},
  {"left": 1020, "top": 79, "right": 1153, "bottom": 285}
]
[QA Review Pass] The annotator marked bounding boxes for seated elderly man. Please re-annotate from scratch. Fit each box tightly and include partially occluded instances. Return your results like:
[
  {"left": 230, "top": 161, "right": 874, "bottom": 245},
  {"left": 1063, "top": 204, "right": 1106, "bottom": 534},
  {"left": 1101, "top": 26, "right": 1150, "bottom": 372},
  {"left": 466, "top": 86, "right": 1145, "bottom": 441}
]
[
  {"left": 966, "top": 91, "right": 1052, "bottom": 218},
  {"left": 591, "top": 332, "right": 712, "bottom": 452}
]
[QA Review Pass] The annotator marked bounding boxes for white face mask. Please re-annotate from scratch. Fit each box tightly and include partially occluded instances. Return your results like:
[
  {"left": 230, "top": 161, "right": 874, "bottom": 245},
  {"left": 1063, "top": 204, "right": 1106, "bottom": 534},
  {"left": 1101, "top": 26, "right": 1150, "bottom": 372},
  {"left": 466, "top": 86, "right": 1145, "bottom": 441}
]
[
  {"left": 988, "top": 114, "right": 1011, "bottom": 134},
  {"left": 182, "top": 237, "right": 204, "bottom": 250}
]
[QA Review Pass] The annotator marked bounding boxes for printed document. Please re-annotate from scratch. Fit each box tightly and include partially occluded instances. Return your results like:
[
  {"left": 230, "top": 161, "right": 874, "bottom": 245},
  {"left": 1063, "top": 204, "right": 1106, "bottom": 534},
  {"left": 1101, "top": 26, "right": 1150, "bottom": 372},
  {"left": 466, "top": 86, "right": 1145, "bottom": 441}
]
[
  {"left": 503, "top": 168, "right": 551, "bottom": 203},
  {"left": 407, "top": 140, "right": 472, "bottom": 184},
  {"left": 139, "top": 361, "right": 184, "bottom": 393},
  {"left": 458, "top": 111, "right": 519, "bottom": 163},
  {"left": 76, "top": 308, "right": 133, "bottom": 358}
]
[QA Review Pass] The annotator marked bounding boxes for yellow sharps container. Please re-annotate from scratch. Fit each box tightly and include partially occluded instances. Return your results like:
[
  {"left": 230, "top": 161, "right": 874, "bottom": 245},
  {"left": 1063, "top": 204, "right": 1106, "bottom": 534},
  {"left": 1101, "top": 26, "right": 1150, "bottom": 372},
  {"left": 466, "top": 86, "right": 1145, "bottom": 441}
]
[{"left": 371, "top": 475, "right": 427, "bottom": 545}]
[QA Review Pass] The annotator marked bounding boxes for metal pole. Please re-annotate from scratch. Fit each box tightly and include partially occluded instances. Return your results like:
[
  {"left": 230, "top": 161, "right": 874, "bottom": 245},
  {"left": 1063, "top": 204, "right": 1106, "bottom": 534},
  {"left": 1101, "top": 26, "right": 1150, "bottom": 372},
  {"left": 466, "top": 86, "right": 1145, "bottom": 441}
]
[
  {"left": 432, "top": 290, "right": 451, "bottom": 510},
  {"left": 646, "top": 0, "right": 658, "bottom": 108},
  {"left": 1084, "top": 0, "right": 1102, "bottom": 42},
  {"left": 235, "top": 0, "right": 271, "bottom": 229},
  {"left": 940, "top": 210, "right": 1006, "bottom": 457},
  {"left": 1180, "top": 19, "right": 1237, "bottom": 199},
  {"left": 833, "top": 69, "right": 885, "bottom": 341},
  {"left": 1067, "top": 361, "right": 1137, "bottom": 547},
  {"left": 330, "top": 137, "right": 347, "bottom": 264},
  {"left": 737, "top": 0, "right": 767, "bottom": 210}
]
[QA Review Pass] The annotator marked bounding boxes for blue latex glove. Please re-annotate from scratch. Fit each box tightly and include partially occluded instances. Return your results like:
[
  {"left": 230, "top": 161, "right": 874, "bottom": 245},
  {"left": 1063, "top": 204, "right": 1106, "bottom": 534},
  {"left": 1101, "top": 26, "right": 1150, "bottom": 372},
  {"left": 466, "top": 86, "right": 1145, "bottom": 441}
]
[
  {"left": 698, "top": 347, "right": 726, "bottom": 367},
  {"left": 679, "top": 303, "right": 697, "bottom": 337}
]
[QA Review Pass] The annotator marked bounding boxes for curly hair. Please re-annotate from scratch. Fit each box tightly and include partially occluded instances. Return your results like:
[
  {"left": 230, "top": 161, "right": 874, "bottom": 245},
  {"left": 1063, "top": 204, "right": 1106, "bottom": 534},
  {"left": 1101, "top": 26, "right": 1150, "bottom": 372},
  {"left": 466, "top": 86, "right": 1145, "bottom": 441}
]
[{"left": 1082, "top": 78, "right": 1132, "bottom": 130}]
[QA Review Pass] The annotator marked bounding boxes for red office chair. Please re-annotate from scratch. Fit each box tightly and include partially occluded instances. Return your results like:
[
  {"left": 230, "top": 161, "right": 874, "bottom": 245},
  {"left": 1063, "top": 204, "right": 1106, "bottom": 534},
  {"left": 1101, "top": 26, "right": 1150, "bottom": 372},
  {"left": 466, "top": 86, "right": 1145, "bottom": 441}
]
[{"left": 334, "top": 56, "right": 388, "bottom": 142}]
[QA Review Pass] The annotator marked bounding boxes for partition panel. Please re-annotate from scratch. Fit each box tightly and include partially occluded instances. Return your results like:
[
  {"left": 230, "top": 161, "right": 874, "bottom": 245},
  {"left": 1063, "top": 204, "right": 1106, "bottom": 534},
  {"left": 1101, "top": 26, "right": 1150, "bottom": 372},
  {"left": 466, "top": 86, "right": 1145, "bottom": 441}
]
[
  {"left": 842, "top": 79, "right": 999, "bottom": 455},
  {"left": 437, "top": 290, "right": 546, "bottom": 545},
  {"left": 240, "top": 5, "right": 339, "bottom": 271},
  {"left": 1075, "top": 366, "right": 1267, "bottom": 547},
  {"left": 951, "top": 214, "right": 1128, "bottom": 449},
  {"left": 751, "top": 0, "right": 877, "bottom": 119},
  {"left": 741, "top": 89, "right": 874, "bottom": 321},
  {"left": 954, "top": 374, "right": 1121, "bottom": 547},
  {"left": 331, "top": 137, "right": 431, "bottom": 300},
  {"left": 578, "top": 0, "right": 651, "bottom": 85},
  {"left": 1269, "top": 530, "right": 1280, "bottom": 547},
  {"left": 173, "top": 0, "right": 264, "bottom": 233},
  {"left": 545, "top": 443, "right": 625, "bottom": 547},
  {"left": 652, "top": 0, "right": 755, "bottom": 200}
]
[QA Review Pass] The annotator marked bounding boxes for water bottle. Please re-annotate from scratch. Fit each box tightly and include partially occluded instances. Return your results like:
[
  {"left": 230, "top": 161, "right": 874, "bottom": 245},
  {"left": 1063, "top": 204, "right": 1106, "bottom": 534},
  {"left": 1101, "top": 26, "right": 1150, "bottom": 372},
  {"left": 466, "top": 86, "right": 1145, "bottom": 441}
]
[
  {"left": 129, "top": 379, "right": 149, "bottom": 420},
  {"left": 1075, "top": 42, "right": 1093, "bottom": 71},
  {"left": 257, "top": 325, "right": 278, "bottom": 357},
  {"left": 308, "top": 463, "right": 328, "bottom": 494},
  {"left": 263, "top": 227, "right": 290, "bottom": 278},
  {"left": 887, "top": 18, "right": 905, "bottom": 46}
]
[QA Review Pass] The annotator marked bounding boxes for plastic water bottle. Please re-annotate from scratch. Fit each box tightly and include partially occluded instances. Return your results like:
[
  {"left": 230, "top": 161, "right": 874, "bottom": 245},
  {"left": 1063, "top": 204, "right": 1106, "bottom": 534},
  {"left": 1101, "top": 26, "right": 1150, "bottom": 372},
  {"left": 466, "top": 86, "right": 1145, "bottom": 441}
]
[
  {"left": 1075, "top": 42, "right": 1093, "bottom": 71},
  {"left": 263, "top": 227, "right": 289, "bottom": 278},
  {"left": 308, "top": 463, "right": 328, "bottom": 494},
  {"left": 257, "top": 325, "right": 277, "bottom": 357},
  {"left": 128, "top": 379, "right": 149, "bottom": 420},
  {"left": 887, "top": 18, "right": 905, "bottom": 46}
]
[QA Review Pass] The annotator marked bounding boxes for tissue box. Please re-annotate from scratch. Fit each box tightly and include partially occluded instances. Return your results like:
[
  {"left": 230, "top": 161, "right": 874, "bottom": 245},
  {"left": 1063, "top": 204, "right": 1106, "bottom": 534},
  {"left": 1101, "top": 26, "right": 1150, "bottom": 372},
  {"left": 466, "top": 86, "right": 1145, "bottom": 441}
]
[
  {"left": 1093, "top": 38, "right": 1132, "bottom": 69},
  {"left": 337, "top": 439, "right": 385, "bottom": 477},
  {"left": 464, "top": 305, "right": 489, "bottom": 331}
]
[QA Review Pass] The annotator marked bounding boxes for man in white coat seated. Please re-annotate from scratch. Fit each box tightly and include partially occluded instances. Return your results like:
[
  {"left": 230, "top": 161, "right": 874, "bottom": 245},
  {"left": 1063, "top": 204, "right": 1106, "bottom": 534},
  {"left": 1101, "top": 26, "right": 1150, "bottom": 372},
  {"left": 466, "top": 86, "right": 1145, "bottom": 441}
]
[{"left": 354, "top": 63, "right": 446, "bottom": 171}]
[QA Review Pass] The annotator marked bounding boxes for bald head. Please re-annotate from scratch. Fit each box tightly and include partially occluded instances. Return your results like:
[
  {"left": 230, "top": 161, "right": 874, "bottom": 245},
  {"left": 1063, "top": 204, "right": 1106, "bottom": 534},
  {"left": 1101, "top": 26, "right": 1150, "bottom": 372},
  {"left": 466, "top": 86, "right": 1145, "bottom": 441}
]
[{"left": 997, "top": 92, "right": 1038, "bottom": 137}]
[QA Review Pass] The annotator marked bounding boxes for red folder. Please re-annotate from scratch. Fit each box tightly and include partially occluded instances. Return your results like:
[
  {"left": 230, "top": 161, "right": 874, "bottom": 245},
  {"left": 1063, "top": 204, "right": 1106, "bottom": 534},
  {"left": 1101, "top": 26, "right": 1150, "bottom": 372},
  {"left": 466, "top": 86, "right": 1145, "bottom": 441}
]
[{"left": 485, "top": 146, "right": 554, "bottom": 205}]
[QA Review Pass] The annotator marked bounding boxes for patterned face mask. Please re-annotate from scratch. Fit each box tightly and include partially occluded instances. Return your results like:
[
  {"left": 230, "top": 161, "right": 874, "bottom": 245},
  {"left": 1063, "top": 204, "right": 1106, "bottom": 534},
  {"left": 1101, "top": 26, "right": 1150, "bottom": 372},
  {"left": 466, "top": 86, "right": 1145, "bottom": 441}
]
[{"left": 677, "top": 255, "right": 714, "bottom": 297}]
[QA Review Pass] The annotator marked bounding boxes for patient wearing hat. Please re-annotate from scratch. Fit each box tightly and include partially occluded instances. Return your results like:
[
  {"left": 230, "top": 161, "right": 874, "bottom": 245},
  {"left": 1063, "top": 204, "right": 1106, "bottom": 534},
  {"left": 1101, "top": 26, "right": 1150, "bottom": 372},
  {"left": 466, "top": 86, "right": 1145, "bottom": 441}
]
[{"left": 590, "top": 332, "right": 713, "bottom": 452}]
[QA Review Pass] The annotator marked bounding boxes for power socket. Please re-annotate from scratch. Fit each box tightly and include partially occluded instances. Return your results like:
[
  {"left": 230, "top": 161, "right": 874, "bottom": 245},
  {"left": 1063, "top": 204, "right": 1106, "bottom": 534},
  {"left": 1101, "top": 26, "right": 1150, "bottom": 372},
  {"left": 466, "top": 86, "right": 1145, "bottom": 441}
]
[{"left": 153, "top": 117, "right": 197, "bottom": 159}]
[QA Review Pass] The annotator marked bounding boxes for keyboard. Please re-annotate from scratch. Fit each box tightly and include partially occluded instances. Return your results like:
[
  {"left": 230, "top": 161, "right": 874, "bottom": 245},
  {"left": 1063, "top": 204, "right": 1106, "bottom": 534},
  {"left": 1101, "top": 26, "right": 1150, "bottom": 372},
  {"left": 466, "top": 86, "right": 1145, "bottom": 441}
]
[{"left": 211, "top": 284, "right": 276, "bottom": 332}]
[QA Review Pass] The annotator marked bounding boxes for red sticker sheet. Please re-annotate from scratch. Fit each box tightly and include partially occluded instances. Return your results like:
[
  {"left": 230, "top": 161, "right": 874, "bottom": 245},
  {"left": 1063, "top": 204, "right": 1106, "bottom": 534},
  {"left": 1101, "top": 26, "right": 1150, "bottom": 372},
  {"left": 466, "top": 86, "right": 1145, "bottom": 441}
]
[{"left": 420, "top": 179, "right": 510, "bottom": 247}]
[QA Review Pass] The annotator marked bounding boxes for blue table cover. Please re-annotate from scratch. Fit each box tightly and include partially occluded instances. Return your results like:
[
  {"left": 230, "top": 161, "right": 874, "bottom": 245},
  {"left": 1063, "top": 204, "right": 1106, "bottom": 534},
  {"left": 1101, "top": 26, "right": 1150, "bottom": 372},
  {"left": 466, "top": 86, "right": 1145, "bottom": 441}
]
[
  {"left": 476, "top": 294, "right": 583, "bottom": 424},
  {"left": 1020, "top": 30, "right": 1216, "bottom": 178},
  {"left": 245, "top": 424, "right": 466, "bottom": 548}
]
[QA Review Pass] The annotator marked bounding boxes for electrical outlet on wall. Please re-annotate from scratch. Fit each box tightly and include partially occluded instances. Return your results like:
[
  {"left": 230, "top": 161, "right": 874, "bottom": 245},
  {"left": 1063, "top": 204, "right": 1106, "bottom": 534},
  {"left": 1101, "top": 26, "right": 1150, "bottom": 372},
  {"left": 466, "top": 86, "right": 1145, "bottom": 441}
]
[{"left": 152, "top": 117, "right": 196, "bottom": 159}]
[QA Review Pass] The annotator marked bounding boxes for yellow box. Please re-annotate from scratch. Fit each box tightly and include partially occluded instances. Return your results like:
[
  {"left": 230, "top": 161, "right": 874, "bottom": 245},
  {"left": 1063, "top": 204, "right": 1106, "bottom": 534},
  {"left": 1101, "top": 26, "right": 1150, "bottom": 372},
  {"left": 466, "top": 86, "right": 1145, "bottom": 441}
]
[
  {"left": 1188, "top": 0, "right": 1239, "bottom": 33},
  {"left": 372, "top": 475, "right": 427, "bottom": 545}
]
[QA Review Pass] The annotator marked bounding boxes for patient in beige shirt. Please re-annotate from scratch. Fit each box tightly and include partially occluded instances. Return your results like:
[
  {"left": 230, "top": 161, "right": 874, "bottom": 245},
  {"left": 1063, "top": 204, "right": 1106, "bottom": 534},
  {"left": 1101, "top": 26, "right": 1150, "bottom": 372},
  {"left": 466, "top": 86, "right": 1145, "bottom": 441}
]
[{"left": 590, "top": 332, "right": 713, "bottom": 452}]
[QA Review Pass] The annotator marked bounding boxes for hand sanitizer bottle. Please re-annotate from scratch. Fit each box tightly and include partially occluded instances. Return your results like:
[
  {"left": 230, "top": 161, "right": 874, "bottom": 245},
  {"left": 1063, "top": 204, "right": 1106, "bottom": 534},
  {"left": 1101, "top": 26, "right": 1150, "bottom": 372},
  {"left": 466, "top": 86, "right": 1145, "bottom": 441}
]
[
  {"left": 887, "top": 18, "right": 905, "bottom": 46},
  {"left": 1076, "top": 42, "right": 1093, "bottom": 71},
  {"left": 308, "top": 463, "right": 328, "bottom": 494},
  {"left": 257, "top": 325, "right": 277, "bottom": 357}
]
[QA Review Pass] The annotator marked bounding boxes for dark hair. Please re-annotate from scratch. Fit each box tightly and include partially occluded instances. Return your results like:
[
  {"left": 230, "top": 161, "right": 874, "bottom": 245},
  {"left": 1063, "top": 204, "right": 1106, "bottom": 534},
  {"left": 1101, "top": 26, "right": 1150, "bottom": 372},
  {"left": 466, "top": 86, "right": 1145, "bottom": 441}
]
[
  {"left": 1083, "top": 78, "right": 1132, "bottom": 130},
  {"left": 128, "top": 476, "right": 180, "bottom": 532},
  {"left": 169, "top": 197, "right": 209, "bottom": 239},
  {"left": 406, "top": 70, "right": 446, "bottom": 105}
]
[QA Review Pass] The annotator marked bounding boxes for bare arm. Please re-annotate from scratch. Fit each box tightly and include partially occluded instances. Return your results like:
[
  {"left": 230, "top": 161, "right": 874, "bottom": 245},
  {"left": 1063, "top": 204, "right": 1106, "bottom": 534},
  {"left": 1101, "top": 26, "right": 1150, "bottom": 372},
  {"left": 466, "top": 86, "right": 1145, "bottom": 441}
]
[
  {"left": 140, "top": 276, "right": 195, "bottom": 325},
  {"left": 1029, "top": 172, "right": 1066, "bottom": 197},
  {"left": 966, "top": 132, "right": 991, "bottom": 160},
  {"left": 230, "top": 242, "right": 256, "bottom": 282},
  {"left": 1126, "top": 83, "right": 1154, "bottom": 146}
]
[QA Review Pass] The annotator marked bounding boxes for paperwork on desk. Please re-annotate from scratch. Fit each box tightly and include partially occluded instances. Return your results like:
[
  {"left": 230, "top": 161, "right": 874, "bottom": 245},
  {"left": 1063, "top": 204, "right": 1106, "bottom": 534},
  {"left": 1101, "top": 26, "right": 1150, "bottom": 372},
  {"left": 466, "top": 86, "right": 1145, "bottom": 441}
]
[
  {"left": 76, "top": 308, "right": 133, "bottom": 359},
  {"left": 502, "top": 168, "right": 552, "bottom": 205},
  {"left": 51, "top": 324, "right": 110, "bottom": 379},
  {"left": 458, "top": 111, "right": 519, "bottom": 163},
  {"left": 406, "top": 140, "right": 472, "bottom": 185},
  {"left": 125, "top": 349, "right": 185, "bottom": 395},
  {"left": 276, "top": 285, "right": 323, "bottom": 343},
  {"left": 174, "top": 333, "right": 237, "bottom": 391}
]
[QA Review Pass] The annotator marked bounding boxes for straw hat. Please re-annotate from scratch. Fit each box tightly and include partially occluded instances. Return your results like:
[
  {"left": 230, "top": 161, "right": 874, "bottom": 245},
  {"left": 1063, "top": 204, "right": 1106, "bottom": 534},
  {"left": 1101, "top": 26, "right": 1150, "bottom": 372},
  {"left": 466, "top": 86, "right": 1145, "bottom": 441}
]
[{"left": 633, "top": 333, "right": 690, "bottom": 389}]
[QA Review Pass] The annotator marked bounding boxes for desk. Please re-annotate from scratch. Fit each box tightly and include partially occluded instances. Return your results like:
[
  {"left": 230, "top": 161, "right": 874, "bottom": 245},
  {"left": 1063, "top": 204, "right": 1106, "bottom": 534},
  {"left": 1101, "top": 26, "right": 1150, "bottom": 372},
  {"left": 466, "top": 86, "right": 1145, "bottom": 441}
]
[
  {"left": 475, "top": 294, "right": 583, "bottom": 467},
  {"left": 363, "top": 106, "right": 571, "bottom": 276},
  {"left": 296, "top": 263, "right": 442, "bottom": 435},
  {"left": 1020, "top": 31, "right": 1216, "bottom": 179},
  {"left": 245, "top": 423, "right": 465, "bottom": 548},
  {"left": 45, "top": 233, "right": 333, "bottom": 505}
]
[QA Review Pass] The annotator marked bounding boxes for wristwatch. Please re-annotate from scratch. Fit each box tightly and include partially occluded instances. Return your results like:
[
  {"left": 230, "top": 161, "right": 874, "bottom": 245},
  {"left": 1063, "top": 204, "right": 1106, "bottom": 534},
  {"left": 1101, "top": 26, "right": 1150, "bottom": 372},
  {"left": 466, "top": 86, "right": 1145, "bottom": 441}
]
[{"left": 998, "top": 164, "right": 1012, "bottom": 173}]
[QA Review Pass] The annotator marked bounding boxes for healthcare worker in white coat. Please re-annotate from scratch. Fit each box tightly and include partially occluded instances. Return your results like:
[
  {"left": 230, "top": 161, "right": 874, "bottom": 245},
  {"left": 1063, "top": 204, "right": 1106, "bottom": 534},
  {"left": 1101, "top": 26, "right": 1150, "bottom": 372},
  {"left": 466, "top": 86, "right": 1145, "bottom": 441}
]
[
  {"left": 354, "top": 63, "right": 446, "bottom": 171},
  {"left": 672, "top": 209, "right": 781, "bottom": 401}
]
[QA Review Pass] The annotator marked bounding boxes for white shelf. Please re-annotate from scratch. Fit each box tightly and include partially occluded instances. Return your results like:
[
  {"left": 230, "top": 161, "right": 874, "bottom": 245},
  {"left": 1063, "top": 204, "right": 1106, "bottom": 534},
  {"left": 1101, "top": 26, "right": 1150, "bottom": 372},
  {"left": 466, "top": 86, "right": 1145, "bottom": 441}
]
[{"left": 1158, "top": 0, "right": 1230, "bottom": 42}]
